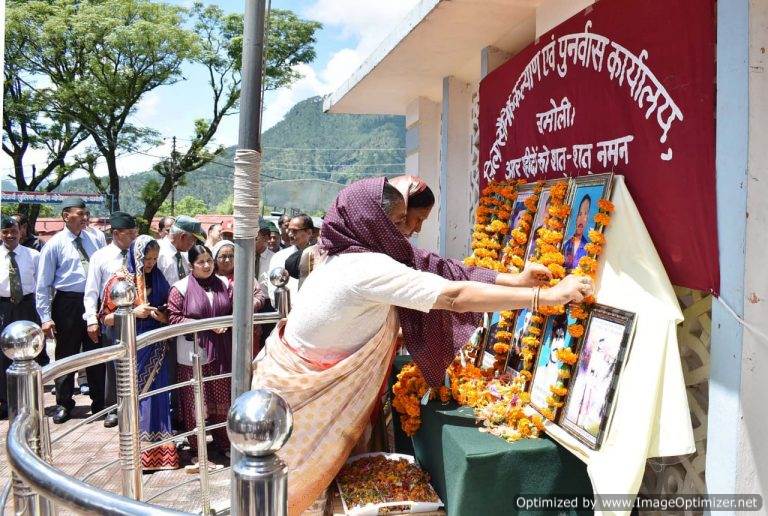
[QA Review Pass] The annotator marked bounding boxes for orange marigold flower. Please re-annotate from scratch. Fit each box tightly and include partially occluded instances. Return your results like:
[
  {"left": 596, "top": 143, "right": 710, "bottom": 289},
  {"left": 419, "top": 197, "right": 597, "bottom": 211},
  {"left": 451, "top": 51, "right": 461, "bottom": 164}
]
[
  {"left": 558, "top": 369, "right": 572, "bottom": 380},
  {"left": 481, "top": 185, "right": 494, "bottom": 196},
  {"left": 549, "top": 385, "right": 568, "bottom": 397},
  {"left": 497, "top": 210, "right": 511, "bottom": 221},
  {"left": 522, "top": 349, "right": 534, "bottom": 361},
  {"left": 522, "top": 336, "right": 540, "bottom": 348},
  {"left": 569, "top": 305, "right": 589, "bottom": 320},
  {"left": 540, "top": 252, "right": 565, "bottom": 266},
  {"left": 597, "top": 199, "right": 615, "bottom": 212},
  {"left": 511, "top": 255, "right": 525, "bottom": 269},
  {"left": 538, "top": 243, "right": 559, "bottom": 255},
  {"left": 547, "top": 218, "right": 564, "bottom": 231},
  {"left": 548, "top": 263, "right": 566, "bottom": 279},
  {"left": 493, "top": 342, "right": 510, "bottom": 354},
  {"left": 584, "top": 294, "right": 596, "bottom": 305},
  {"left": 588, "top": 229, "right": 606, "bottom": 244},
  {"left": 541, "top": 407, "right": 556, "bottom": 421},
  {"left": 530, "top": 314, "right": 544, "bottom": 325},
  {"left": 524, "top": 196, "right": 539, "bottom": 211},
  {"left": 519, "top": 370, "right": 533, "bottom": 381},
  {"left": 584, "top": 243, "right": 603, "bottom": 256},
  {"left": 519, "top": 392, "right": 531, "bottom": 404},
  {"left": 528, "top": 326, "right": 542, "bottom": 337},
  {"left": 521, "top": 212, "right": 534, "bottom": 223},
  {"left": 550, "top": 181, "right": 568, "bottom": 200},
  {"left": 568, "top": 324, "right": 585, "bottom": 338},
  {"left": 578, "top": 256, "right": 598, "bottom": 273},
  {"left": 542, "top": 230, "right": 564, "bottom": 245},
  {"left": 594, "top": 213, "right": 612, "bottom": 226},
  {"left": 555, "top": 348, "right": 578, "bottom": 365},
  {"left": 532, "top": 414, "right": 545, "bottom": 431},
  {"left": 495, "top": 330, "right": 513, "bottom": 341},
  {"left": 439, "top": 386, "right": 451, "bottom": 403},
  {"left": 511, "top": 229, "right": 528, "bottom": 245},
  {"left": 500, "top": 310, "right": 516, "bottom": 319}
]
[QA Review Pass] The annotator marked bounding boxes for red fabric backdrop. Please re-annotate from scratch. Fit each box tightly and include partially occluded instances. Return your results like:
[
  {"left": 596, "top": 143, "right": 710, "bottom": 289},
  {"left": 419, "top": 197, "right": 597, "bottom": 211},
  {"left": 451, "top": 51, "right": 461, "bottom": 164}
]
[{"left": 478, "top": 0, "right": 717, "bottom": 293}]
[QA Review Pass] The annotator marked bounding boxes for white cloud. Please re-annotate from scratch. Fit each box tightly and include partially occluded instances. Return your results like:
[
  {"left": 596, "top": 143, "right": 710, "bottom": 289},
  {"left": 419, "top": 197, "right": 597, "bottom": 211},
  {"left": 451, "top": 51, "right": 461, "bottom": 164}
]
[{"left": 258, "top": 0, "right": 420, "bottom": 129}]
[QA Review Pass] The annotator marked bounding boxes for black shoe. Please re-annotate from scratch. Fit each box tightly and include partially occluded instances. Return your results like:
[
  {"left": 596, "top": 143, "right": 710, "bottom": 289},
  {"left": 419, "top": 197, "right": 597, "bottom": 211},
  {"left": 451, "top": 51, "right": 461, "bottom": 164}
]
[
  {"left": 52, "top": 406, "right": 71, "bottom": 424},
  {"left": 103, "top": 412, "right": 118, "bottom": 428},
  {"left": 79, "top": 384, "right": 90, "bottom": 396}
]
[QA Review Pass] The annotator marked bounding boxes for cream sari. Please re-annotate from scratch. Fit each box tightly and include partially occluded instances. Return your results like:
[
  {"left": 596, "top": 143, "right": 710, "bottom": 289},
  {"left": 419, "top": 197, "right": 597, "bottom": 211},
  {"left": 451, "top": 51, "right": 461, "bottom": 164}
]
[{"left": 251, "top": 309, "right": 399, "bottom": 516}]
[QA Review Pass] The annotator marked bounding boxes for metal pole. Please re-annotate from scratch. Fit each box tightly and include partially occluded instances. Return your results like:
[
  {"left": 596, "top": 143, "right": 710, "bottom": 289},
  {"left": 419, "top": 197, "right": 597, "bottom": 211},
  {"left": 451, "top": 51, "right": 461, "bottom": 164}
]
[
  {"left": 191, "top": 352, "right": 211, "bottom": 515},
  {"left": 228, "top": 390, "right": 292, "bottom": 516},
  {"left": 1, "top": 320, "right": 54, "bottom": 515},
  {"left": 269, "top": 267, "right": 291, "bottom": 318},
  {"left": 231, "top": 0, "right": 269, "bottom": 471},
  {"left": 112, "top": 279, "right": 143, "bottom": 501}
]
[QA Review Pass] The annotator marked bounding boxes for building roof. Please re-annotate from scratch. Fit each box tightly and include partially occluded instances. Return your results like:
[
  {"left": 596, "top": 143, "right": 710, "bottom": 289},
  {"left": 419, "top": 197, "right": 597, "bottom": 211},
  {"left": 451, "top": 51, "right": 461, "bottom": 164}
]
[{"left": 324, "top": 0, "right": 541, "bottom": 115}]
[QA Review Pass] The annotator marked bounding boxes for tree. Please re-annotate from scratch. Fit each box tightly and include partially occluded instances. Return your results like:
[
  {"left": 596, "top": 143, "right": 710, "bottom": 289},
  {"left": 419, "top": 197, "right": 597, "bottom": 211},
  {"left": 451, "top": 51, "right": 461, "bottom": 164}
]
[
  {"left": 215, "top": 194, "right": 234, "bottom": 215},
  {"left": 1, "top": 203, "right": 55, "bottom": 218},
  {"left": 156, "top": 195, "right": 208, "bottom": 218},
  {"left": 2, "top": 2, "right": 92, "bottom": 228},
  {"left": 13, "top": 0, "right": 199, "bottom": 210},
  {"left": 139, "top": 4, "right": 321, "bottom": 228}
]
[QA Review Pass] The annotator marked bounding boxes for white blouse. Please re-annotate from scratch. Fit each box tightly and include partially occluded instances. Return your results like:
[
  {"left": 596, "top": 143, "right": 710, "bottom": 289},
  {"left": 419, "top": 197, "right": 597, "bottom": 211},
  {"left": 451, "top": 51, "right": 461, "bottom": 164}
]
[{"left": 284, "top": 252, "right": 449, "bottom": 365}]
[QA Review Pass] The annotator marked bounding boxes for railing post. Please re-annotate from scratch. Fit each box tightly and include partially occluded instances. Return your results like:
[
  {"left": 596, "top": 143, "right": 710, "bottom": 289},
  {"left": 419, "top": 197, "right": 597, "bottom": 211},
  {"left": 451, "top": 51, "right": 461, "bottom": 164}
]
[
  {"left": 1, "top": 321, "right": 54, "bottom": 515},
  {"left": 191, "top": 352, "right": 211, "bottom": 515},
  {"left": 269, "top": 267, "right": 291, "bottom": 318},
  {"left": 111, "top": 279, "right": 143, "bottom": 501},
  {"left": 228, "top": 389, "right": 292, "bottom": 516}
]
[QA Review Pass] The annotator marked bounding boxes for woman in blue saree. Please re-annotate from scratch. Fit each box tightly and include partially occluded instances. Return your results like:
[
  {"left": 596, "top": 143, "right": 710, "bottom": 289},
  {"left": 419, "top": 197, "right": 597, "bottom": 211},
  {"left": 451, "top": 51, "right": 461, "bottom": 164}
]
[{"left": 100, "top": 235, "right": 179, "bottom": 470}]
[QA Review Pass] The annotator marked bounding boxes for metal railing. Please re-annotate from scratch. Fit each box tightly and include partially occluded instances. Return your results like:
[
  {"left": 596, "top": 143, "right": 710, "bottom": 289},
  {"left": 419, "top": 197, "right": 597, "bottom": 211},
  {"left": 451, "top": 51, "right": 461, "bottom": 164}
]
[{"left": 2, "top": 269, "right": 294, "bottom": 515}]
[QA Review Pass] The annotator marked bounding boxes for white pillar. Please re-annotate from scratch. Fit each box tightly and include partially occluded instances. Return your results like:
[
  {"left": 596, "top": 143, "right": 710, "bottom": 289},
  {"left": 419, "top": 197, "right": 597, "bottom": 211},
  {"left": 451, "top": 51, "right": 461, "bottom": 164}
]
[
  {"left": 405, "top": 97, "right": 441, "bottom": 252},
  {"left": 481, "top": 46, "right": 511, "bottom": 78},
  {"left": 736, "top": 0, "right": 768, "bottom": 497},
  {"left": 439, "top": 76, "right": 473, "bottom": 259}
]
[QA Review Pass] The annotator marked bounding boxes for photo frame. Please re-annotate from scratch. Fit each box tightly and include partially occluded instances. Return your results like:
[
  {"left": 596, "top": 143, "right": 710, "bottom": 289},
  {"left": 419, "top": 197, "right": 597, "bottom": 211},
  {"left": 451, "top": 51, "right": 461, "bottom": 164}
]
[
  {"left": 524, "top": 179, "right": 573, "bottom": 261},
  {"left": 562, "top": 173, "right": 614, "bottom": 272},
  {"left": 528, "top": 312, "right": 576, "bottom": 414},
  {"left": 559, "top": 304, "right": 636, "bottom": 450}
]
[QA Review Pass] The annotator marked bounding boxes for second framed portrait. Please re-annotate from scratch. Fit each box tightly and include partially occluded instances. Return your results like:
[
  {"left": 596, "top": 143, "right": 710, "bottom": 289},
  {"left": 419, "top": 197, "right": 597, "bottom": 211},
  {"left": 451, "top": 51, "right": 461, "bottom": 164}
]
[
  {"left": 528, "top": 312, "right": 576, "bottom": 415},
  {"left": 562, "top": 173, "right": 613, "bottom": 272}
]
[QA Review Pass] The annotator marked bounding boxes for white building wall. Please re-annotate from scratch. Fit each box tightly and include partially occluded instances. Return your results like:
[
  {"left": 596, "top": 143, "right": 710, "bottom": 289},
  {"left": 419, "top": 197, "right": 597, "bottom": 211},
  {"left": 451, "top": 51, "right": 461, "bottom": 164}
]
[
  {"left": 737, "top": 0, "right": 768, "bottom": 497},
  {"left": 535, "top": 0, "right": 595, "bottom": 37},
  {"left": 405, "top": 97, "right": 441, "bottom": 252}
]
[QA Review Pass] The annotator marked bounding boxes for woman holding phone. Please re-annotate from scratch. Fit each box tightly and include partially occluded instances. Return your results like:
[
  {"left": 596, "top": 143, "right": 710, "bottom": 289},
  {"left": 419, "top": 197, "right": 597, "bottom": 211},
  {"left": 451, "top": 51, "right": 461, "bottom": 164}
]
[{"left": 99, "top": 235, "right": 179, "bottom": 470}]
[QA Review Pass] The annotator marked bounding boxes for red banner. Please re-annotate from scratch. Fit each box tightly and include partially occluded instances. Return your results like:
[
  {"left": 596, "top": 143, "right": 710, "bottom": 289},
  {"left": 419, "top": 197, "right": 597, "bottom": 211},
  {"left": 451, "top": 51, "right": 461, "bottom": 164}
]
[{"left": 479, "top": 0, "right": 717, "bottom": 293}]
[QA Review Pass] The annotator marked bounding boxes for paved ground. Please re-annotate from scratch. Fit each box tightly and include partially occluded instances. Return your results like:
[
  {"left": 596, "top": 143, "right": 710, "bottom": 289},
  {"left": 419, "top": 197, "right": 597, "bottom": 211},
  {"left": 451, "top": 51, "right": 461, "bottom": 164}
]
[{"left": 0, "top": 383, "right": 232, "bottom": 515}]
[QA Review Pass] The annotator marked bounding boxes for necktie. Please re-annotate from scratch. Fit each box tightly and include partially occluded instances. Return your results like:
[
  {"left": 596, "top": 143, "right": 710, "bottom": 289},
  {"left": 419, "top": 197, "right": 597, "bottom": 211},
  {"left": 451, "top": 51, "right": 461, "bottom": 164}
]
[
  {"left": 73, "top": 235, "right": 90, "bottom": 274},
  {"left": 175, "top": 251, "right": 186, "bottom": 279},
  {"left": 121, "top": 248, "right": 128, "bottom": 265},
  {"left": 7, "top": 251, "right": 23, "bottom": 305}
]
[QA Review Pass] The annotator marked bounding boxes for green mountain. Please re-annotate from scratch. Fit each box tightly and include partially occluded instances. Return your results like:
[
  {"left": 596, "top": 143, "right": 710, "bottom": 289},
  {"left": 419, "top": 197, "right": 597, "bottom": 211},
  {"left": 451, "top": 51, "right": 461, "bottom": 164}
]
[{"left": 55, "top": 96, "right": 406, "bottom": 216}]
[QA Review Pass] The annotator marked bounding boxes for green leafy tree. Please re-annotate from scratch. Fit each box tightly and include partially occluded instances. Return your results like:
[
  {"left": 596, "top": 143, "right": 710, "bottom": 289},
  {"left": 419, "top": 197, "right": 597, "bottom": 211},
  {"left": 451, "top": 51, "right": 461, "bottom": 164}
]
[
  {"left": 1, "top": 203, "right": 55, "bottom": 218},
  {"left": 214, "top": 194, "right": 234, "bottom": 215},
  {"left": 12, "top": 0, "right": 199, "bottom": 210},
  {"left": 139, "top": 4, "right": 321, "bottom": 226},
  {"left": 157, "top": 195, "right": 208, "bottom": 217},
  {"left": 2, "top": 2, "right": 93, "bottom": 228}
]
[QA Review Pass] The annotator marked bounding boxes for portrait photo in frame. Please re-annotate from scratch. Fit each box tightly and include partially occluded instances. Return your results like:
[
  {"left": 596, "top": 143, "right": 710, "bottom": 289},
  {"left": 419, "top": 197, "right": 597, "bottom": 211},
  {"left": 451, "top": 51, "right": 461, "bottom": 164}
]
[
  {"left": 560, "top": 304, "right": 637, "bottom": 450},
  {"left": 524, "top": 179, "right": 572, "bottom": 261},
  {"left": 562, "top": 173, "right": 614, "bottom": 272},
  {"left": 528, "top": 312, "right": 575, "bottom": 414},
  {"left": 501, "top": 182, "right": 539, "bottom": 265}
]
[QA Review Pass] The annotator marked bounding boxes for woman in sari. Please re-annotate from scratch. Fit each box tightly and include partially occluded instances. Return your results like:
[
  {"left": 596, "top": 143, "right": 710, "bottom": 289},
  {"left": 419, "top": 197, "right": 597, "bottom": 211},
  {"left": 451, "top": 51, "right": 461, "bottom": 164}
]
[
  {"left": 252, "top": 177, "right": 593, "bottom": 514},
  {"left": 168, "top": 244, "right": 233, "bottom": 455},
  {"left": 100, "top": 235, "right": 179, "bottom": 470}
]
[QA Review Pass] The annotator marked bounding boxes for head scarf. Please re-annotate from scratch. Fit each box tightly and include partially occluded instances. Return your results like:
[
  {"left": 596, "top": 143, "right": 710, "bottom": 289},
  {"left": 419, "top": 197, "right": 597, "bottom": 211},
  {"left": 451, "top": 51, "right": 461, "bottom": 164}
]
[
  {"left": 319, "top": 177, "right": 495, "bottom": 387},
  {"left": 389, "top": 175, "right": 428, "bottom": 209},
  {"left": 212, "top": 239, "right": 235, "bottom": 277},
  {"left": 128, "top": 235, "right": 171, "bottom": 334}
]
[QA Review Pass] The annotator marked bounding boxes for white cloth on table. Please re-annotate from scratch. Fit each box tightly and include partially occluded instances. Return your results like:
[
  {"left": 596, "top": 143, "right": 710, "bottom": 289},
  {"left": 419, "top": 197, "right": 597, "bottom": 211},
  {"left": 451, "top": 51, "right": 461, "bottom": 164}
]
[
  {"left": 534, "top": 176, "right": 694, "bottom": 516},
  {"left": 284, "top": 252, "right": 449, "bottom": 365},
  {"left": 0, "top": 244, "right": 39, "bottom": 297},
  {"left": 83, "top": 243, "right": 128, "bottom": 325}
]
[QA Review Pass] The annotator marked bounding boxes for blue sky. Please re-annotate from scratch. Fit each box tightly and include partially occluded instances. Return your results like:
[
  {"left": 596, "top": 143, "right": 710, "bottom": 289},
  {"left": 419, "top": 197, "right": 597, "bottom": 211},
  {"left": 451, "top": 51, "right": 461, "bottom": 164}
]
[{"left": 2, "top": 0, "right": 420, "bottom": 181}]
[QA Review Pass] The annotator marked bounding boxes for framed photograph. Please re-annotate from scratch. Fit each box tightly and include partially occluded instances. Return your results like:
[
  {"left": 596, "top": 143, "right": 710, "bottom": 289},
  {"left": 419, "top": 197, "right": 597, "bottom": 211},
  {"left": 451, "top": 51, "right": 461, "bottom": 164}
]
[
  {"left": 501, "top": 308, "right": 533, "bottom": 377},
  {"left": 528, "top": 312, "right": 575, "bottom": 414},
  {"left": 480, "top": 312, "right": 500, "bottom": 369},
  {"left": 560, "top": 304, "right": 636, "bottom": 450},
  {"left": 562, "top": 173, "right": 614, "bottom": 272},
  {"left": 524, "top": 179, "right": 573, "bottom": 261}
]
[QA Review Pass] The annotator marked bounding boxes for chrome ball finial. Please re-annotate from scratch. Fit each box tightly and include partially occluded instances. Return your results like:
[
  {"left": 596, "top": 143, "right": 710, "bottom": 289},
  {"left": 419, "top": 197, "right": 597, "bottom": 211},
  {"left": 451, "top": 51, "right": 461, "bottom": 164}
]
[
  {"left": 1, "top": 321, "right": 45, "bottom": 361},
  {"left": 269, "top": 267, "right": 290, "bottom": 288},
  {"left": 110, "top": 278, "right": 136, "bottom": 307},
  {"left": 227, "top": 389, "right": 293, "bottom": 457}
]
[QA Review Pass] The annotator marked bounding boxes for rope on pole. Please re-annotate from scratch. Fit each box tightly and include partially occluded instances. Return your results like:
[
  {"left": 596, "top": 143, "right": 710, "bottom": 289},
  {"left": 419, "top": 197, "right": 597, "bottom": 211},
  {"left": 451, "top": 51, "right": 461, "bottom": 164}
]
[{"left": 233, "top": 149, "right": 262, "bottom": 239}]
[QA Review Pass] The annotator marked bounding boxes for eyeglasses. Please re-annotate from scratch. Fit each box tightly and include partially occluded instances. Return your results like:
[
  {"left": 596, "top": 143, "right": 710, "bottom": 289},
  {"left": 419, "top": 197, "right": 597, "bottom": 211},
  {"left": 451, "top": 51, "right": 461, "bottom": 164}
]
[{"left": 216, "top": 254, "right": 235, "bottom": 262}]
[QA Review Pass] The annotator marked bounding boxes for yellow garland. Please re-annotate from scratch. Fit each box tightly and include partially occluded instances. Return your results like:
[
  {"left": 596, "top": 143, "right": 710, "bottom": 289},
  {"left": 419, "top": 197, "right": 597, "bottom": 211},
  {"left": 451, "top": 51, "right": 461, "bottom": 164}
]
[
  {"left": 538, "top": 197, "right": 615, "bottom": 420},
  {"left": 465, "top": 181, "right": 518, "bottom": 272},
  {"left": 391, "top": 363, "right": 434, "bottom": 436}
]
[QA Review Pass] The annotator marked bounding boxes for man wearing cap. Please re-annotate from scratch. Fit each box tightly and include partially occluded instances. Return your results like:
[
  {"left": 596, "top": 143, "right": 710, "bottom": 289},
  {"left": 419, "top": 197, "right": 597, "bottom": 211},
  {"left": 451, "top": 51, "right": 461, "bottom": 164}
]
[
  {"left": 267, "top": 222, "right": 281, "bottom": 253},
  {"left": 83, "top": 211, "right": 138, "bottom": 427},
  {"left": 36, "top": 197, "right": 106, "bottom": 424},
  {"left": 0, "top": 216, "right": 43, "bottom": 419},
  {"left": 157, "top": 215, "right": 205, "bottom": 286}
]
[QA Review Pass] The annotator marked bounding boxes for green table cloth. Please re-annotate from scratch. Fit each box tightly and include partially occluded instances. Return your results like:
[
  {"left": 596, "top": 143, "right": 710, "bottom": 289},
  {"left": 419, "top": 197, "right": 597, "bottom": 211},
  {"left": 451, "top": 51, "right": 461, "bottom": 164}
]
[{"left": 391, "top": 356, "right": 593, "bottom": 516}]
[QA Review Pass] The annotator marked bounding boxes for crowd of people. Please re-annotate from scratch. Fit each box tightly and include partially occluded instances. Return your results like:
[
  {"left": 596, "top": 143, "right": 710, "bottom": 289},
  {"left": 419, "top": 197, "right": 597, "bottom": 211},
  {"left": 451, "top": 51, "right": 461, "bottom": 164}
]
[{"left": 0, "top": 198, "right": 318, "bottom": 471}]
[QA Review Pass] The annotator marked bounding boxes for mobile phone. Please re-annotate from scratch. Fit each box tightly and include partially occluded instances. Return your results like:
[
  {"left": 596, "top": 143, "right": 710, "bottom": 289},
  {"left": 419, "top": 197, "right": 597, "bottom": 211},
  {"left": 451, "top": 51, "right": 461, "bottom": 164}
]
[{"left": 156, "top": 304, "right": 168, "bottom": 312}]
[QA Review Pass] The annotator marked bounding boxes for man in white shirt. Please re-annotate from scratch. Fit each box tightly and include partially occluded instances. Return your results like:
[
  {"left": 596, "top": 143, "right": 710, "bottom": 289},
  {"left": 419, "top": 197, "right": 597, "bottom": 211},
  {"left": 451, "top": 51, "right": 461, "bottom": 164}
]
[
  {"left": 36, "top": 197, "right": 104, "bottom": 423},
  {"left": 157, "top": 216, "right": 175, "bottom": 239},
  {"left": 0, "top": 216, "right": 42, "bottom": 419},
  {"left": 268, "top": 214, "right": 313, "bottom": 306},
  {"left": 83, "top": 211, "right": 137, "bottom": 427},
  {"left": 157, "top": 215, "right": 205, "bottom": 285}
]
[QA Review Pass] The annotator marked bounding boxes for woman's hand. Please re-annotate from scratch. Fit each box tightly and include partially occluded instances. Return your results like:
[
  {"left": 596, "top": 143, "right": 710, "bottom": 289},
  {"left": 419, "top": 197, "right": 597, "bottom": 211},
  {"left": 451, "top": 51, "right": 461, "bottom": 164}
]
[
  {"left": 104, "top": 313, "right": 115, "bottom": 327},
  {"left": 150, "top": 309, "right": 168, "bottom": 323},
  {"left": 541, "top": 275, "right": 594, "bottom": 306},
  {"left": 133, "top": 304, "right": 152, "bottom": 319},
  {"left": 518, "top": 262, "right": 553, "bottom": 287}
]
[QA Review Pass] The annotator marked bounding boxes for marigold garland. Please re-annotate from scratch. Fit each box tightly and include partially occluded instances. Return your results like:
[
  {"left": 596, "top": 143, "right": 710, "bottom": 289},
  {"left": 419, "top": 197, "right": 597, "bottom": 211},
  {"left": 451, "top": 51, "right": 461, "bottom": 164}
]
[
  {"left": 539, "top": 196, "right": 616, "bottom": 420},
  {"left": 465, "top": 181, "right": 518, "bottom": 273},
  {"left": 391, "top": 363, "right": 433, "bottom": 436}
]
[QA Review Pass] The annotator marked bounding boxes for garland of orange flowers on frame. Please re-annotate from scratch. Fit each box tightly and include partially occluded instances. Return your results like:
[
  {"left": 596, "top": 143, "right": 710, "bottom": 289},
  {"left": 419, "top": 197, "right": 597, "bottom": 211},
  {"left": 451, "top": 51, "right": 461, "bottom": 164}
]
[
  {"left": 537, "top": 198, "right": 615, "bottom": 421},
  {"left": 515, "top": 180, "right": 571, "bottom": 386},
  {"left": 465, "top": 182, "right": 518, "bottom": 272}
]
